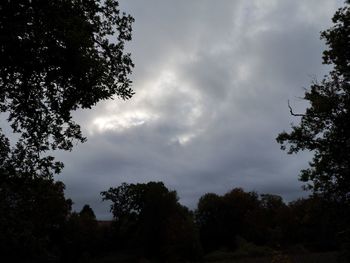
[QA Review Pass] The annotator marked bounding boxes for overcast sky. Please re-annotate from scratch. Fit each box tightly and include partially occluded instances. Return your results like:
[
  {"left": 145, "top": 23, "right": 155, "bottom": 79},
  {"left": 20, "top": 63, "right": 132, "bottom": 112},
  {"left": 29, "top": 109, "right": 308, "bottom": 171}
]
[{"left": 54, "top": 0, "right": 343, "bottom": 219}]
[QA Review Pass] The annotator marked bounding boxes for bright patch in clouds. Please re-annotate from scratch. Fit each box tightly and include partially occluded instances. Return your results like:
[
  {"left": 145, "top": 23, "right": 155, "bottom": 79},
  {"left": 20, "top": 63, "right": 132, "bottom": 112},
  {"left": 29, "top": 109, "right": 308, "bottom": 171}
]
[
  {"left": 92, "top": 111, "right": 157, "bottom": 133},
  {"left": 172, "top": 129, "right": 204, "bottom": 146},
  {"left": 89, "top": 67, "right": 203, "bottom": 142}
]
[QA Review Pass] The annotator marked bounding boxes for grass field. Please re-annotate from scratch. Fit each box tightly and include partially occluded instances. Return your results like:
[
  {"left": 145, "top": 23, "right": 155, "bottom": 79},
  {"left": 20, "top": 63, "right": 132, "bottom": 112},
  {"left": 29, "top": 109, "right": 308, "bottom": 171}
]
[
  {"left": 204, "top": 251, "right": 339, "bottom": 263},
  {"left": 90, "top": 251, "right": 340, "bottom": 263}
]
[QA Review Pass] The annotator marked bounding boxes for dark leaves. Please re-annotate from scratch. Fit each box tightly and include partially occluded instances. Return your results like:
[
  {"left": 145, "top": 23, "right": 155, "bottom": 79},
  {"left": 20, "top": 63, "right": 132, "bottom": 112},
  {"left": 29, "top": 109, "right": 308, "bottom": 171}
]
[
  {"left": 0, "top": 0, "right": 134, "bottom": 177},
  {"left": 277, "top": 3, "right": 350, "bottom": 203}
]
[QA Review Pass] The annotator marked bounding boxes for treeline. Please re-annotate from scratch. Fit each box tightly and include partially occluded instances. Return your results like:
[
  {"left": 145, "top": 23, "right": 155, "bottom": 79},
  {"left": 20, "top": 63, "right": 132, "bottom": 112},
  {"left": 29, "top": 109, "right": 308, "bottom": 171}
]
[{"left": 1, "top": 177, "right": 349, "bottom": 262}]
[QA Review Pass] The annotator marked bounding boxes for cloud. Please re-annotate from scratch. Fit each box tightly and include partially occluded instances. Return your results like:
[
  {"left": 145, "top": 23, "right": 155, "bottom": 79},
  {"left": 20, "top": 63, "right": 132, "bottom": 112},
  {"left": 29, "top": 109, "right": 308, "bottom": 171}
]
[{"left": 55, "top": 0, "right": 341, "bottom": 218}]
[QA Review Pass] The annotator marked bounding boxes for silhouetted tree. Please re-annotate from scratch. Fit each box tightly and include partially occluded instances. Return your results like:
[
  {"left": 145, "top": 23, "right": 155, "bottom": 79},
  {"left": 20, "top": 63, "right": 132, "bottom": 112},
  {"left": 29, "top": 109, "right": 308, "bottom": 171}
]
[
  {"left": 62, "top": 205, "right": 99, "bottom": 262},
  {"left": 287, "top": 196, "right": 339, "bottom": 250},
  {"left": 0, "top": 174, "right": 72, "bottom": 262},
  {"left": 276, "top": 1, "right": 350, "bottom": 204},
  {"left": 0, "top": 0, "right": 134, "bottom": 177},
  {"left": 222, "top": 188, "right": 260, "bottom": 243},
  {"left": 101, "top": 182, "right": 201, "bottom": 261},
  {"left": 195, "top": 193, "right": 225, "bottom": 251},
  {"left": 257, "top": 194, "right": 290, "bottom": 246},
  {"left": 0, "top": 2, "right": 134, "bottom": 258},
  {"left": 196, "top": 188, "right": 261, "bottom": 252},
  {"left": 277, "top": 3, "right": 350, "bottom": 258}
]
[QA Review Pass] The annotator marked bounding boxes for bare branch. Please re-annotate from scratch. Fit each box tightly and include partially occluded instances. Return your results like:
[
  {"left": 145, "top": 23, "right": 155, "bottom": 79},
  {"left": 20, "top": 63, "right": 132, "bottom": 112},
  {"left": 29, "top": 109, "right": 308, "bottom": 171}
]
[{"left": 288, "top": 100, "right": 305, "bottom": 117}]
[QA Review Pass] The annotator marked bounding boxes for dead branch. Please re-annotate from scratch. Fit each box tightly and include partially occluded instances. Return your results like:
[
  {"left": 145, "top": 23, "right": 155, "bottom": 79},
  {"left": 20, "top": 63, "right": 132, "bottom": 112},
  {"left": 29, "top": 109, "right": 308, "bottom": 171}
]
[{"left": 288, "top": 100, "right": 305, "bottom": 117}]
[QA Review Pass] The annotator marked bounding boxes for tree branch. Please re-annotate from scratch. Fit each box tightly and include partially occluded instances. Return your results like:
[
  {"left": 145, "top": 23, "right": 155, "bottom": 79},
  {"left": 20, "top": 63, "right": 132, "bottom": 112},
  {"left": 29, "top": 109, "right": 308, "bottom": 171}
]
[{"left": 288, "top": 100, "right": 305, "bottom": 117}]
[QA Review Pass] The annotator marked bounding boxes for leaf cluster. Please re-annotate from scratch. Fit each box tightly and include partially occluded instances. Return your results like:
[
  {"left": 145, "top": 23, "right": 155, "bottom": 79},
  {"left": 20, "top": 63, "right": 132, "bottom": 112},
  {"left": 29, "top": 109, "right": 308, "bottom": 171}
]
[
  {"left": 277, "top": 2, "right": 350, "bottom": 203},
  {"left": 0, "top": 0, "right": 134, "bottom": 177}
]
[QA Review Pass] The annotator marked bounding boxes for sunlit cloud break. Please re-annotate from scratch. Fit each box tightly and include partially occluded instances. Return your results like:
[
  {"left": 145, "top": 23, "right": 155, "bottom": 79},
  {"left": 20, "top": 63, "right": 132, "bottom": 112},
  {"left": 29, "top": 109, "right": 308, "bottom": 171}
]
[{"left": 91, "top": 111, "right": 158, "bottom": 133}]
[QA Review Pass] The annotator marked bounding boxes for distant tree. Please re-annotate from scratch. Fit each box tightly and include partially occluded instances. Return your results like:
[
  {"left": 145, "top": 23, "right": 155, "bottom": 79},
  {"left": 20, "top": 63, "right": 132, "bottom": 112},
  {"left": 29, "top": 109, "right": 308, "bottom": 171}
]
[
  {"left": 195, "top": 188, "right": 261, "bottom": 252},
  {"left": 101, "top": 182, "right": 201, "bottom": 261},
  {"left": 260, "top": 194, "right": 285, "bottom": 211},
  {"left": 222, "top": 189, "right": 260, "bottom": 246},
  {"left": 79, "top": 204, "right": 96, "bottom": 220},
  {"left": 0, "top": 0, "right": 134, "bottom": 177},
  {"left": 195, "top": 193, "right": 225, "bottom": 251},
  {"left": 257, "top": 194, "right": 290, "bottom": 246},
  {"left": 62, "top": 204, "right": 99, "bottom": 262},
  {"left": 276, "top": 1, "right": 350, "bottom": 204}
]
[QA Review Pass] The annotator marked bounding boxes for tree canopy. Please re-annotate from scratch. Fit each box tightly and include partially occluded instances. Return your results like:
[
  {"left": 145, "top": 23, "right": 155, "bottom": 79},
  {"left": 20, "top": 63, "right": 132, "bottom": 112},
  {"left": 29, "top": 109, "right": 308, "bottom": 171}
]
[
  {"left": 0, "top": 0, "right": 134, "bottom": 177},
  {"left": 0, "top": 174, "right": 72, "bottom": 261},
  {"left": 277, "top": 1, "right": 350, "bottom": 203},
  {"left": 101, "top": 182, "right": 201, "bottom": 260}
]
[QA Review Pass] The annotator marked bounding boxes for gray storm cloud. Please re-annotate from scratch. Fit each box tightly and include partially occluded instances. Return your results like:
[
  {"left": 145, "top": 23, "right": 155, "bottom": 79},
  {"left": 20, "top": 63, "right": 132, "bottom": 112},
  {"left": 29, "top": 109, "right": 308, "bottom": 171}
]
[{"left": 54, "top": 0, "right": 341, "bottom": 219}]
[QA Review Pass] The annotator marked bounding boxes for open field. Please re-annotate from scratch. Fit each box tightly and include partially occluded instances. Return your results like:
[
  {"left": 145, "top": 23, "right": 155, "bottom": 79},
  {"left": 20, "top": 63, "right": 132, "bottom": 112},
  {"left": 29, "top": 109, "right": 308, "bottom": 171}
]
[
  {"left": 89, "top": 251, "right": 341, "bottom": 263},
  {"left": 204, "top": 252, "right": 339, "bottom": 263}
]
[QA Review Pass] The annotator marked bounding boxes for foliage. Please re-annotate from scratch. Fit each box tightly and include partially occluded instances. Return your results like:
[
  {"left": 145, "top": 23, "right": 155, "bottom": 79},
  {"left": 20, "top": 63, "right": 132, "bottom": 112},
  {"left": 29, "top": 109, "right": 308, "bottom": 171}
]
[
  {"left": 0, "top": 1, "right": 135, "bottom": 260},
  {"left": 0, "top": 173, "right": 72, "bottom": 262},
  {"left": 0, "top": 179, "right": 345, "bottom": 262},
  {"left": 0, "top": 0, "right": 134, "bottom": 177},
  {"left": 101, "top": 182, "right": 202, "bottom": 261},
  {"left": 203, "top": 240, "right": 273, "bottom": 263},
  {"left": 276, "top": 1, "right": 350, "bottom": 203},
  {"left": 287, "top": 196, "right": 341, "bottom": 250},
  {"left": 195, "top": 187, "right": 346, "bottom": 254},
  {"left": 196, "top": 193, "right": 225, "bottom": 251},
  {"left": 196, "top": 188, "right": 262, "bottom": 251},
  {"left": 62, "top": 205, "right": 99, "bottom": 262}
]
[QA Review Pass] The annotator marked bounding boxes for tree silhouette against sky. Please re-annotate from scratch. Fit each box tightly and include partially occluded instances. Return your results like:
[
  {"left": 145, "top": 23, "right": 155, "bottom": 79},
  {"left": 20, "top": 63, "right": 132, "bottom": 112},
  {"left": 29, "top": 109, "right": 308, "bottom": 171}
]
[{"left": 0, "top": 0, "right": 134, "bottom": 177}]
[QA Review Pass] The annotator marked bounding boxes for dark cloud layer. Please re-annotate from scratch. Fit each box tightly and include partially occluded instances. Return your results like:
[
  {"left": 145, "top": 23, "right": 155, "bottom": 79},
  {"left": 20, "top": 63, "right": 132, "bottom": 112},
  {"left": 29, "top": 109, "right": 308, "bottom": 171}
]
[{"left": 53, "top": 0, "right": 341, "bottom": 219}]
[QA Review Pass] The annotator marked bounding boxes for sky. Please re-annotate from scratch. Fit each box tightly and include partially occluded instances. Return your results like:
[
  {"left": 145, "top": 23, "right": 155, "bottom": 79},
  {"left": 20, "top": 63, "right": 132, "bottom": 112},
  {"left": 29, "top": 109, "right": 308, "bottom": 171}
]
[{"left": 54, "top": 0, "right": 343, "bottom": 219}]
